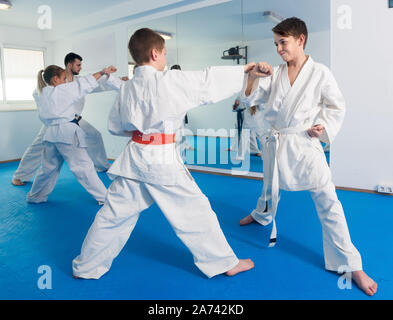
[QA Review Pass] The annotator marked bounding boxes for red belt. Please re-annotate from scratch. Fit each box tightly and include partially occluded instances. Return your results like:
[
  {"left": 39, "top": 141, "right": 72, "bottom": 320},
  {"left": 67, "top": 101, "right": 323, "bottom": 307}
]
[{"left": 132, "top": 130, "right": 175, "bottom": 145}]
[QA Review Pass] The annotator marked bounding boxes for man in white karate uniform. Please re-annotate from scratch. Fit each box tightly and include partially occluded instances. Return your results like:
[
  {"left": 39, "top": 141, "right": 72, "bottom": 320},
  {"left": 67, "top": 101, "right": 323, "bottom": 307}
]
[
  {"left": 11, "top": 53, "right": 121, "bottom": 186},
  {"left": 239, "top": 18, "right": 377, "bottom": 296},
  {"left": 72, "top": 28, "right": 255, "bottom": 279},
  {"left": 64, "top": 53, "right": 117, "bottom": 172}
]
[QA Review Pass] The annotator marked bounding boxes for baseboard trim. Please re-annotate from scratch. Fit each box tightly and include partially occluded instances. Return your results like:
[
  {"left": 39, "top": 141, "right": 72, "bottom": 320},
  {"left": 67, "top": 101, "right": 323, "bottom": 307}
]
[
  {"left": 336, "top": 186, "right": 393, "bottom": 196},
  {"left": 186, "top": 165, "right": 393, "bottom": 197},
  {"left": 0, "top": 158, "right": 21, "bottom": 164}
]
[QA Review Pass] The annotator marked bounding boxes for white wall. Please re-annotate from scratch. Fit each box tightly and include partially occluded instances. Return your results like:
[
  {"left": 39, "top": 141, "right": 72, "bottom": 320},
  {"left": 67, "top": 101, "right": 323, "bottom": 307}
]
[
  {"left": 330, "top": 0, "right": 393, "bottom": 191},
  {"left": 0, "top": 25, "right": 53, "bottom": 161}
]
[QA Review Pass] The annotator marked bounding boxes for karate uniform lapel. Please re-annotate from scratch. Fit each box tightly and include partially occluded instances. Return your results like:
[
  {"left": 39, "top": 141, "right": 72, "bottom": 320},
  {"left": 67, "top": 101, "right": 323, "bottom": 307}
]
[{"left": 276, "top": 56, "right": 314, "bottom": 128}]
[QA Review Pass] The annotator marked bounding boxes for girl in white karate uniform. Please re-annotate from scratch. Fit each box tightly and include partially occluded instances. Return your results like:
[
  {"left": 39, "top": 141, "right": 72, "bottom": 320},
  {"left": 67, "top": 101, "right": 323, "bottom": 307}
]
[
  {"left": 11, "top": 58, "right": 122, "bottom": 186},
  {"left": 26, "top": 65, "right": 117, "bottom": 204},
  {"left": 239, "top": 18, "right": 377, "bottom": 296},
  {"left": 72, "top": 28, "right": 255, "bottom": 280}
]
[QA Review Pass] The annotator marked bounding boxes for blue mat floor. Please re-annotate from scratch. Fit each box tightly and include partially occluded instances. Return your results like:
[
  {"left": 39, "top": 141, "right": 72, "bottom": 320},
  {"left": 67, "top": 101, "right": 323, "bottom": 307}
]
[{"left": 0, "top": 160, "right": 392, "bottom": 300}]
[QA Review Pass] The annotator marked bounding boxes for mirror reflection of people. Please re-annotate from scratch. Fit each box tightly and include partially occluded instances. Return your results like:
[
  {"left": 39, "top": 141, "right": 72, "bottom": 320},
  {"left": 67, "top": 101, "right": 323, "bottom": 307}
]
[
  {"left": 244, "top": 105, "right": 263, "bottom": 157},
  {"left": 239, "top": 17, "right": 377, "bottom": 296},
  {"left": 228, "top": 99, "right": 245, "bottom": 158},
  {"left": 170, "top": 64, "right": 194, "bottom": 156},
  {"left": 228, "top": 99, "right": 262, "bottom": 160},
  {"left": 73, "top": 28, "right": 256, "bottom": 280}
]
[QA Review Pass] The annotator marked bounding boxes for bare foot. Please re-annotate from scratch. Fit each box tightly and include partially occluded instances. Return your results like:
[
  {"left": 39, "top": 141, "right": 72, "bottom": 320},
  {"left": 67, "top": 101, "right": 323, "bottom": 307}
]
[
  {"left": 352, "top": 270, "right": 378, "bottom": 296},
  {"left": 11, "top": 178, "right": 25, "bottom": 186},
  {"left": 240, "top": 214, "right": 255, "bottom": 226},
  {"left": 226, "top": 259, "right": 254, "bottom": 276}
]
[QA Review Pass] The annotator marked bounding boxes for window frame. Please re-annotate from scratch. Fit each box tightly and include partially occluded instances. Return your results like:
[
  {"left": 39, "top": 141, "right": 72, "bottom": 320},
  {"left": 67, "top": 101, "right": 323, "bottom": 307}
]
[{"left": 0, "top": 44, "right": 47, "bottom": 112}]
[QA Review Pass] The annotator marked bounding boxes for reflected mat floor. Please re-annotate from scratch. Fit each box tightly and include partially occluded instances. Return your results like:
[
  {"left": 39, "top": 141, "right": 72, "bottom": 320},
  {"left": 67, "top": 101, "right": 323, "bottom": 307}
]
[
  {"left": 183, "top": 136, "right": 329, "bottom": 172},
  {"left": 0, "top": 160, "right": 391, "bottom": 300}
]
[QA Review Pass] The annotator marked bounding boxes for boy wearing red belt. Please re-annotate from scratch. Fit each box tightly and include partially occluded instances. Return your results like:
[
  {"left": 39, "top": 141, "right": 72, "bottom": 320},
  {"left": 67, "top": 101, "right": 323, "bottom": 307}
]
[{"left": 72, "top": 28, "right": 255, "bottom": 279}]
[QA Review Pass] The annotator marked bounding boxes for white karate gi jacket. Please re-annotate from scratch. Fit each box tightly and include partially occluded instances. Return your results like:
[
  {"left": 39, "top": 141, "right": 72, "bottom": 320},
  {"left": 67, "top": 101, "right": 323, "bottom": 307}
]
[
  {"left": 108, "top": 65, "right": 245, "bottom": 185},
  {"left": 33, "top": 75, "right": 100, "bottom": 147},
  {"left": 34, "top": 74, "right": 122, "bottom": 148},
  {"left": 241, "top": 56, "right": 345, "bottom": 191}
]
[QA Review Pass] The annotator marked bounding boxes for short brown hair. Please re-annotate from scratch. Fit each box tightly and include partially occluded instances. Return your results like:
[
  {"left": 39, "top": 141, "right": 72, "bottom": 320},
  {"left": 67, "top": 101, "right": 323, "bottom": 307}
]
[
  {"left": 128, "top": 28, "right": 165, "bottom": 65},
  {"left": 272, "top": 17, "right": 308, "bottom": 49}
]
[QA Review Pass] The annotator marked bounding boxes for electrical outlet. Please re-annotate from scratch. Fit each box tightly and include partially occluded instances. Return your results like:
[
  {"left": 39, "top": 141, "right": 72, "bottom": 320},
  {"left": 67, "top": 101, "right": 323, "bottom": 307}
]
[{"left": 377, "top": 185, "right": 393, "bottom": 194}]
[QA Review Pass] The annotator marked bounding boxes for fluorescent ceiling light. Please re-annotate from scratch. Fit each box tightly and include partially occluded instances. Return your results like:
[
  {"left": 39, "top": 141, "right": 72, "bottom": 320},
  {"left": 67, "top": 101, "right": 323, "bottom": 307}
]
[
  {"left": 155, "top": 30, "right": 172, "bottom": 40},
  {"left": 262, "top": 11, "right": 284, "bottom": 24},
  {"left": 0, "top": 0, "right": 12, "bottom": 10}
]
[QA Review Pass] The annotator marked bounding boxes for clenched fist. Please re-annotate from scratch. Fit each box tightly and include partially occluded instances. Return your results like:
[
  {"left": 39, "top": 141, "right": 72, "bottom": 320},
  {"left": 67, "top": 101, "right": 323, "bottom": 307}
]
[
  {"left": 307, "top": 124, "right": 325, "bottom": 138},
  {"left": 244, "top": 62, "right": 256, "bottom": 74},
  {"left": 102, "top": 66, "right": 117, "bottom": 74},
  {"left": 250, "top": 62, "right": 273, "bottom": 79}
]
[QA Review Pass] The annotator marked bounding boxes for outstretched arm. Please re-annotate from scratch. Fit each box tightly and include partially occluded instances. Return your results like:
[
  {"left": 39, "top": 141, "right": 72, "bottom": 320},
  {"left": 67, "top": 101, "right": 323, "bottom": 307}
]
[
  {"left": 93, "top": 73, "right": 128, "bottom": 93},
  {"left": 162, "top": 63, "right": 256, "bottom": 116},
  {"left": 48, "top": 66, "right": 118, "bottom": 119}
]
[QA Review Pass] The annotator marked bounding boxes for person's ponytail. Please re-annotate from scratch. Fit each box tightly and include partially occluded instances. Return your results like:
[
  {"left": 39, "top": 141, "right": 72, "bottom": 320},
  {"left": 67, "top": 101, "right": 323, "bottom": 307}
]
[{"left": 37, "top": 70, "right": 46, "bottom": 93}]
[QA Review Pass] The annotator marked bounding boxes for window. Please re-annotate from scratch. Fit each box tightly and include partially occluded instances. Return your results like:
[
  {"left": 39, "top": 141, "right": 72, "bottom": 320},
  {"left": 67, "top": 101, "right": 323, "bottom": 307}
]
[{"left": 2, "top": 47, "right": 45, "bottom": 102}]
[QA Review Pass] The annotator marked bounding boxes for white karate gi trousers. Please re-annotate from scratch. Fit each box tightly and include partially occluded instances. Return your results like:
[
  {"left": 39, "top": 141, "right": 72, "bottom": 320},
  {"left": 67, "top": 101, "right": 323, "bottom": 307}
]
[
  {"left": 72, "top": 173, "right": 239, "bottom": 279},
  {"left": 26, "top": 139, "right": 107, "bottom": 203},
  {"left": 13, "top": 125, "right": 47, "bottom": 182},
  {"left": 251, "top": 180, "right": 362, "bottom": 272},
  {"left": 13, "top": 120, "right": 109, "bottom": 182},
  {"left": 79, "top": 119, "right": 110, "bottom": 172}
]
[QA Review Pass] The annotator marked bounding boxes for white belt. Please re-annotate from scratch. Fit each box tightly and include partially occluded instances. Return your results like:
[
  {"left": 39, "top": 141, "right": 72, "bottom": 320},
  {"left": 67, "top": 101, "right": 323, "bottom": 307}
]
[{"left": 263, "top": 125, "right": 310, "bottom": 247}]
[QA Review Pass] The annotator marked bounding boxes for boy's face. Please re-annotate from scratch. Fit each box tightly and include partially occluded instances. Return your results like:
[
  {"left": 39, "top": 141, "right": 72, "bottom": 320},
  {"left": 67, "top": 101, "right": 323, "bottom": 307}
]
[{"left": 273, "top": 33, "right": 304, "bottom": 62}]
